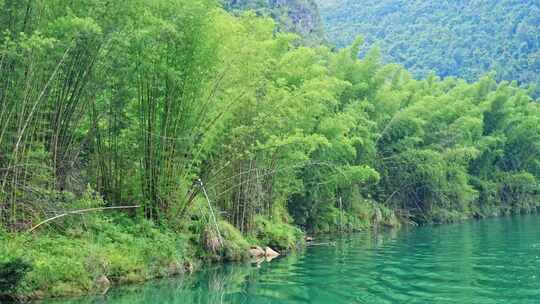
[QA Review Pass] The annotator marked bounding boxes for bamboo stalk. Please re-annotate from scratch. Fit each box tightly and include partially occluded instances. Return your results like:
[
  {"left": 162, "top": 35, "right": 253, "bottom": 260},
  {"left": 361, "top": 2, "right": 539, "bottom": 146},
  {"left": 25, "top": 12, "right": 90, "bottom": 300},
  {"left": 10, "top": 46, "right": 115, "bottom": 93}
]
[{"left": 28, "top": 205, "right": 140, "bottom": 233}]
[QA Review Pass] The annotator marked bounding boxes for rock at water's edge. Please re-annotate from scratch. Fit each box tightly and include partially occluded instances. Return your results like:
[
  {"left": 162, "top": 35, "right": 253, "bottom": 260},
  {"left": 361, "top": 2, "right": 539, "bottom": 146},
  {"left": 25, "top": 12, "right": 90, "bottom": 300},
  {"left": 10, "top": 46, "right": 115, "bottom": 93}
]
[
  {"left": 265, "top": 247, "right": 280, "bottom": 258},
  {"left": 249, "top": 246, "right": 265, "bottom": 257}
]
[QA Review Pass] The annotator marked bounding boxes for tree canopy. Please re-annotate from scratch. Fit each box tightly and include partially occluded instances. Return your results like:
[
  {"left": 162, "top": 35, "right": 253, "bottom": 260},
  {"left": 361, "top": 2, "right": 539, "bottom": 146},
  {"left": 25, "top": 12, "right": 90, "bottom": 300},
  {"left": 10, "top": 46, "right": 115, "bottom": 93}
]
[
  {"left": 1, "top": 0, "right": 538, "bottom": 235},
  {"left": 317, "top": 0, "right": 540, "bottom": 96}
]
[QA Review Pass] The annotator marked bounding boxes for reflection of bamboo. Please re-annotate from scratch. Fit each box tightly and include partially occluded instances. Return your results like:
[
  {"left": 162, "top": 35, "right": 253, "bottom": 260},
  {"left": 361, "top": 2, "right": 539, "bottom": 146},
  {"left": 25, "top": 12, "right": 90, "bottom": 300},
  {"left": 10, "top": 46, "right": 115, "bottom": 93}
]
[
  {"left": 339, "top": 196, "right": 343, "bottom": 231},
  {"left": 209, "top": 270, "right": 226, "bottom": 292}
]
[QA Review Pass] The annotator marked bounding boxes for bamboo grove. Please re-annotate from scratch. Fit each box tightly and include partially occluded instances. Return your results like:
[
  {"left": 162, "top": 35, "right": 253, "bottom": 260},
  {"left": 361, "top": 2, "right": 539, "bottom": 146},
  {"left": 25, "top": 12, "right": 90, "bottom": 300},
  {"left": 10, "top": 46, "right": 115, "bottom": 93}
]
[{"left": 1, "top": 0, "right": 539, "bottom": 235}]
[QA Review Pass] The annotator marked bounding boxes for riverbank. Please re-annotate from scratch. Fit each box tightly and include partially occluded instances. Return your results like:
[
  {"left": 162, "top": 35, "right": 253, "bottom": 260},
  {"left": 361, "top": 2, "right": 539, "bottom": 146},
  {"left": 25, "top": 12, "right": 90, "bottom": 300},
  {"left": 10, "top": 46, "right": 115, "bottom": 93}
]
[
  {"left": 1, "top": 200, "right": 403, "bottom": 302},
  {"left": 39, "top": 214, "right": 540, "bottom": 304},
  {"left": 0, "top": 213, "right": 306, "bottom": 302},
  {"left": 3, "top": 202, "right": 537, "bottom": 302}
]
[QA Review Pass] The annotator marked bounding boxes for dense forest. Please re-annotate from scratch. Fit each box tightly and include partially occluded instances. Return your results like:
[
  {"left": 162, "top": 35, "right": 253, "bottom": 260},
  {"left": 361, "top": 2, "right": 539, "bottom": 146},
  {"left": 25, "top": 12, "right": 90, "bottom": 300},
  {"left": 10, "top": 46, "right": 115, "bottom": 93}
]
[
  {"left": 1, "top": 0, "right": 539, "bottom": 300},
  {"left": 317, "top": 0, "right": 540, "bottom": 95}
]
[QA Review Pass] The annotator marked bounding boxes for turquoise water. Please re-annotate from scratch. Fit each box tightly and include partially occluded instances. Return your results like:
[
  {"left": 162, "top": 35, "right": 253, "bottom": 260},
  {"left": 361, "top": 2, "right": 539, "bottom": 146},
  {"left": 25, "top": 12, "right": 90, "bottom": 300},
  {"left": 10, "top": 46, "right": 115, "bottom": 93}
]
[{"left": 46, "top": 215, "right": 540, "bottom": 304}]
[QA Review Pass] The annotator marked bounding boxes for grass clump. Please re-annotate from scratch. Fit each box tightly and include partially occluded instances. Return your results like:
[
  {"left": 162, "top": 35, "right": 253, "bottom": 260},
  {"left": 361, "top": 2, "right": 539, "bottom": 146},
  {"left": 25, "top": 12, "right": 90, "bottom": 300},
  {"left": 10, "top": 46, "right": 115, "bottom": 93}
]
[
  {"left": 219, "top": 221, "right": 250, "bottom": 261},
  {"left": 307, "top": 200, "right": 401, "bottom": 234},
  {"left": 201, "top": 220, "right": 250, "bottom": 261},
  {"left": 0, "top": 258, "right": 32, "bottom": 299},
  {"left": 252, "top": 216, "right": 304, "bottom": 250}
]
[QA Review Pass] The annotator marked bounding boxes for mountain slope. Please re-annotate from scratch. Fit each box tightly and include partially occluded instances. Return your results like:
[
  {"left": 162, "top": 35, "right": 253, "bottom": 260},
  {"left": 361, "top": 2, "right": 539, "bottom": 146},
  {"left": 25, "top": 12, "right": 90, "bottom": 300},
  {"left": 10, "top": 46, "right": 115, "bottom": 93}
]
[
  {"left": 223, "top": 0, "right": 325, "bottom": 45},
  {"left": 316, "top": 0, "right": 540, "bottom": 93}
]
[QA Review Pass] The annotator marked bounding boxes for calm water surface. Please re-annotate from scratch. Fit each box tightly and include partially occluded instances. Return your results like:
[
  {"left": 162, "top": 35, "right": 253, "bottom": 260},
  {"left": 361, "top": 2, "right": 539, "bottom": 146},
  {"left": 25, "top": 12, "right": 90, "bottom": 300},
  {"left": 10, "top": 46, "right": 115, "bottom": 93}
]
[{"left": 45, "top": 215, "right": 540, "bottom": 304}]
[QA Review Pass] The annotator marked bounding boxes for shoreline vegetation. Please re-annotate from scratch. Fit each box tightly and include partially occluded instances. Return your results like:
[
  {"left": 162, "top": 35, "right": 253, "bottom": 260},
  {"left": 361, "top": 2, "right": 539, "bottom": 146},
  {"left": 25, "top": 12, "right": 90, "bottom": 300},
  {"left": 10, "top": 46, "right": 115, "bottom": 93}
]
[
  {"left": 3, "top": 210, "right": 539, "bottom": 302},
  {"left": 1, "top": 0, "right": 539, "bottom": 302}
]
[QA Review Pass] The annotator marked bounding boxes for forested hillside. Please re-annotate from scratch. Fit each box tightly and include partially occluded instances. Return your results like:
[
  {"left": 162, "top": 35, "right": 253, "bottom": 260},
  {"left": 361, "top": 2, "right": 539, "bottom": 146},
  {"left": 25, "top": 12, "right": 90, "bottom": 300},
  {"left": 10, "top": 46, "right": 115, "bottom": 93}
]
[
  {"left": 317, "top": 0, "right": 540, "bottom": 95},
  {"left": 223, "top": 0, "right": 325, "bottom": 45},
  {"left": 1, "top": 0, "right": 539, "bottom": 300}
]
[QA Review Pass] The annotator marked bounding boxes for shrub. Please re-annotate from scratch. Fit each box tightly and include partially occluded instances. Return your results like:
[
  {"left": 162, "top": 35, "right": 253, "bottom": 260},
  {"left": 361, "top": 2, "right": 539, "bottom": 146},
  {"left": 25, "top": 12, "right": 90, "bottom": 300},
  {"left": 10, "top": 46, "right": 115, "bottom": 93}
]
[
  {"left": 201, "top": 221, "right": 249, "bottom": 261},
  {"left": 0, "top": 258, "right": 32, "bottom": 294},
  {"left": 219, "top": 221, "right": 250, "bottom": 261},
  {"left": 253, "top": 216, "right": 304, "bottom": 250}
]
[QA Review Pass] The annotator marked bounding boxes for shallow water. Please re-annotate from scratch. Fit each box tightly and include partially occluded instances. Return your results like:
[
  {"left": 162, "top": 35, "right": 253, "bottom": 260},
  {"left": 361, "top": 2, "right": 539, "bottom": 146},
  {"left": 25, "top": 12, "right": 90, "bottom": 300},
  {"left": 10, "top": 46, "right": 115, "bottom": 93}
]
[{"left": 45, "top": 215, "right": 540, "bottom": 304}]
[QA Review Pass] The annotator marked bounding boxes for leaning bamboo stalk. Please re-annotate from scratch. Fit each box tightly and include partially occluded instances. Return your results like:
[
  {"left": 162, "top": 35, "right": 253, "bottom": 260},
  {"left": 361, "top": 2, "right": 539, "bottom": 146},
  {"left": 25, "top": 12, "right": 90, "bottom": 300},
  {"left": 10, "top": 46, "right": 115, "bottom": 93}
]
[
  {"left": 198, "top": 178, "right": 222, "bottom": 247},
  {"left": 28, "top": 205, "right": 140, "bottom": 233},
  {"left": 13, "top": 46, "right": 72, "bottom": 157}
]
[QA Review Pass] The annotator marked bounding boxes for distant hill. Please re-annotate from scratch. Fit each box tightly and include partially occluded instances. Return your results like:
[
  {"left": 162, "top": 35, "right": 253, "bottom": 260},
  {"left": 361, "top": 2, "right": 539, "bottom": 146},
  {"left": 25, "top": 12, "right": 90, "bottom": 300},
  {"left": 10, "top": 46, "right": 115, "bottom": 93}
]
[
  {"left": 316, "top": 0, "right": 540, "bottom": 94},
  {"left": 223, "top": 0, "right": 325, "bottom": 45}
]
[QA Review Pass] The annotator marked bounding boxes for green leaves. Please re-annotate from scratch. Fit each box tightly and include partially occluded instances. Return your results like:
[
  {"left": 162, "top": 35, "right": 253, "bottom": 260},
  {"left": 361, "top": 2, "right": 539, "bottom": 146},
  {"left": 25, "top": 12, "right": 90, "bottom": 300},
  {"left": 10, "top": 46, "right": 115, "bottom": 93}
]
[
  {"left": 319, "top": 0, "right": 540, "bottom": 97},
  {"left": 1, "top": 0, "right": 538, "bottom": 234},
  {"left": 0, "top": 258, "right": 32, "bottom": 294},
  {"left": 334, "top": 165, "right": 379, "bottom": 187}
]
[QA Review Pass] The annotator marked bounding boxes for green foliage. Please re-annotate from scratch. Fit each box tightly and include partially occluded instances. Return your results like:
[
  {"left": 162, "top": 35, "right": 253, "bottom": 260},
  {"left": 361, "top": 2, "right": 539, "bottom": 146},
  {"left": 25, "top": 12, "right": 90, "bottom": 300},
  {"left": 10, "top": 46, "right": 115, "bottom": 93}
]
[
  {"left": 0, "top": 215, "right": 190, "bottom": 298},
  {"left": 3, "top": 0, "right": 534, "bottom": 232},
  {"left": 318, "top": 0, "right": 540, "bottom": 96},
  {"left": 218, "top": 221, "right": 251, "bottom": 261},
  {"left": 1, "top": 0, "right": 540, "bottom": 299},
  {"left": 0, "top": 258, "right": 32, "bottom": 295},
  {"left": 252, "top": 216, "right": 304, "bottom": 250}
]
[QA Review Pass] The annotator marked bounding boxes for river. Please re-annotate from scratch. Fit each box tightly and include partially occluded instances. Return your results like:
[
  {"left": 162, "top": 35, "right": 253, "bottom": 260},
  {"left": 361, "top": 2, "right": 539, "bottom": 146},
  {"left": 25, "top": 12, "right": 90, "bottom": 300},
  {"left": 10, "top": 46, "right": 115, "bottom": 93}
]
[{"left": 43, "top": 215, "right": 540, "bottom": 304}]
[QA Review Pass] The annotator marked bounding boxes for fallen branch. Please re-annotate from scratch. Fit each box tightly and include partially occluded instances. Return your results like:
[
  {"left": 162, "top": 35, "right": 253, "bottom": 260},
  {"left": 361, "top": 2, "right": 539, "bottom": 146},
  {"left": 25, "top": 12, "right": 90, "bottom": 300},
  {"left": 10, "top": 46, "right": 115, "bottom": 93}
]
[{"left": 28, "top": 205, "right": 141, "bottom": 233}]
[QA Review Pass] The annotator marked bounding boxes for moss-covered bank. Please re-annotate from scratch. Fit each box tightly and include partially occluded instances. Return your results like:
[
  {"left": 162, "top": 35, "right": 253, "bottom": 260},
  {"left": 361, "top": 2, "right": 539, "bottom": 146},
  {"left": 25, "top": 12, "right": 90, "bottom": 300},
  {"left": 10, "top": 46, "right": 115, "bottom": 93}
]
[
  {"left": 0, "top": 212, "right": 307, "bottom": 302},
  {"left": 0, "top": 199, "right": 404, "bottom": 302}
]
